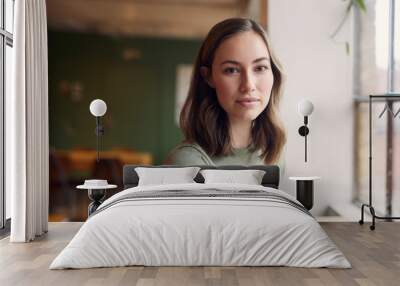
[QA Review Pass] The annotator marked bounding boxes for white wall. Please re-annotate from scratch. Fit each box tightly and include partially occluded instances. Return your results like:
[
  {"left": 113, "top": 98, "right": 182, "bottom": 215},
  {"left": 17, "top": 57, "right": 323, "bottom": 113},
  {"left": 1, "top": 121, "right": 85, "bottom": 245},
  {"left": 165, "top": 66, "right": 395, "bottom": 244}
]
[{"left": 268, "top": 0, "right": 354, "bottom": 217}]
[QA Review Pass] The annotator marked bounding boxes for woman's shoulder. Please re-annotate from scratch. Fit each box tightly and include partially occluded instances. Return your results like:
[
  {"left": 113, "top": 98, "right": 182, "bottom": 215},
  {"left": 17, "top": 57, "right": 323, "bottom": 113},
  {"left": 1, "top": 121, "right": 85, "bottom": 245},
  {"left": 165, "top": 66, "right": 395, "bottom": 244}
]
[{"left": 164, "top": 142, "right": 214, "bottom": 166}]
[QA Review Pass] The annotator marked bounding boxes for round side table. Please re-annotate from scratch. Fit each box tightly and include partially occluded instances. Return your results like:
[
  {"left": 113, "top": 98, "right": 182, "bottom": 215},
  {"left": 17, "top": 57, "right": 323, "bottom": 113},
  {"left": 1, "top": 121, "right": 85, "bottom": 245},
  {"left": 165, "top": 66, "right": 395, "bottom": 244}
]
[
  {"left": 77, "top": 182, "right": 117, "bottom": 217},
  {"left": 289, "top": 177, "right": 320, "bottom": 210}
]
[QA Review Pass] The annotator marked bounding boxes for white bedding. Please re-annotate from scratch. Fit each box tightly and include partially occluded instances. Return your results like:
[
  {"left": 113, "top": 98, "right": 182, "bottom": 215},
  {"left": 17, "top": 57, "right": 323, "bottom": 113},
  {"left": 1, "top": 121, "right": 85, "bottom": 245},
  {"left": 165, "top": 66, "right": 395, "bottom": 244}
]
[{"left": 50, "top": 183, "right": 351, "bottom": 269}]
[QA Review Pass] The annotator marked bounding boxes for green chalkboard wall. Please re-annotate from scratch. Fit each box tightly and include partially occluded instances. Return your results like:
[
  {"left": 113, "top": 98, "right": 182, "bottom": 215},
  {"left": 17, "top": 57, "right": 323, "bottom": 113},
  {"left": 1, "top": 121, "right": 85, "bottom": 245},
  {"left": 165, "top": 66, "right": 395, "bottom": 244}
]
[{"left": 48, "top": 31, "right": 201, "bottom": 164}]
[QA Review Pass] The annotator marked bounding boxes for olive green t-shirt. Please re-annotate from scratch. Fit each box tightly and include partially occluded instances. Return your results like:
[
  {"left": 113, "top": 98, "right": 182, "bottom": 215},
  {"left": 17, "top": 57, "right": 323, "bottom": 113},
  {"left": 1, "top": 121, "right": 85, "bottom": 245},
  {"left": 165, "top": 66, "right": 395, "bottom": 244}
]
[{"left": 165, "top": 142, "right": 285, "bottom": 176}]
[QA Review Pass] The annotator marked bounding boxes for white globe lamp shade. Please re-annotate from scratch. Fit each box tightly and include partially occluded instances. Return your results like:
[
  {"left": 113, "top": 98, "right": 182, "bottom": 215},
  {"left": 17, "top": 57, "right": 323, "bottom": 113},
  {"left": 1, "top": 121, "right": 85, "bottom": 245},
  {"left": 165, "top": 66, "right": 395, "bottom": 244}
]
[
  {"left": 297, "top": 99, "right": 314, "bottom": 116},
  {"left": 90, "top": 99, "right": 107, "bottom": 117}
]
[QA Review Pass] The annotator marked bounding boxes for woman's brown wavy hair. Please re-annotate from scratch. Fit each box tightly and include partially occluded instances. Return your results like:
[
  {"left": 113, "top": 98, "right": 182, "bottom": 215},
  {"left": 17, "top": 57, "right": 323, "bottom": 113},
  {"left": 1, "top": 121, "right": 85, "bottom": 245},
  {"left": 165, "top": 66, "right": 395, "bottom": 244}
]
[{"left": 180, "top": 18, "right": 286, "bottom": 164}]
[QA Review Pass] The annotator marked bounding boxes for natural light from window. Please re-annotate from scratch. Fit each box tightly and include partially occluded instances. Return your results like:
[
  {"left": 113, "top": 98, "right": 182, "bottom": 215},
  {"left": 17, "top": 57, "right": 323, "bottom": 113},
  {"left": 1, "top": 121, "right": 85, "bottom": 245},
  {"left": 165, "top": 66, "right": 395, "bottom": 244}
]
[{"left": 375, "top": 0, "right": 400, "bottom": 70}]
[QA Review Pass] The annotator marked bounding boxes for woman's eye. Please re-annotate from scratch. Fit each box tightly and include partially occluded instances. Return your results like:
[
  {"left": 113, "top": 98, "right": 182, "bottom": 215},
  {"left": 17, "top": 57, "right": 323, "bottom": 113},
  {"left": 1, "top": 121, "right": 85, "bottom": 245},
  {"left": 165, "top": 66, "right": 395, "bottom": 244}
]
[
  {"left": 255, "top": 65, "right": 269, "bottom": 72},
  {"left": 223, "top": 67, "right": 240, "bottom": 74}
]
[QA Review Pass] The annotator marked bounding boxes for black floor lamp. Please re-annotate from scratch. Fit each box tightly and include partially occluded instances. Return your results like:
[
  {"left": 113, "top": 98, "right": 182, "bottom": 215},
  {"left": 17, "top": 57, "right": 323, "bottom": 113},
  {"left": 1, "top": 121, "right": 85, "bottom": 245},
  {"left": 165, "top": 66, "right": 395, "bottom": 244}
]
[{"left": 359, "top": 93, "right": 400, "bottom": 230}]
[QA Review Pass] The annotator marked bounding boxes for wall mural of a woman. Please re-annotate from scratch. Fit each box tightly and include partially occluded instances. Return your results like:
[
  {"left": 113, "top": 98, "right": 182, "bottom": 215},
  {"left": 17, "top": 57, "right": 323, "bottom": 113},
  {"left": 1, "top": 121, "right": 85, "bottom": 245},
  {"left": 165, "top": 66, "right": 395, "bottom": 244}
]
[{"left": 166, "top": 18, "right": 286, "bottom": 167}]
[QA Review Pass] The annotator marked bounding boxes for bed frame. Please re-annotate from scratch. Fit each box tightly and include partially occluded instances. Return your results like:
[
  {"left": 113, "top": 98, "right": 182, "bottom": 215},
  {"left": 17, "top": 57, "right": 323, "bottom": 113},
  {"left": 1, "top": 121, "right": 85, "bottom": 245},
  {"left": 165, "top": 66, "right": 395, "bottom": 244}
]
[{"left": 123, "top": 165, "right": 280, "bottom": 189}]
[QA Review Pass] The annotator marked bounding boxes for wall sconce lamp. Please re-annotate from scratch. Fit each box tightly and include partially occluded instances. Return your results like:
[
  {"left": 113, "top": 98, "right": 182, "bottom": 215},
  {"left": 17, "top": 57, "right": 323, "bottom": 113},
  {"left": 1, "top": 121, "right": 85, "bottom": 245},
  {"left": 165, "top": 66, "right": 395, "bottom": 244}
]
[
  {"left": 297, "top": 99, "right": 314, "bottom": 162},
  {"left": 89, "top": 99, "right": 107, "bottom": 162}
]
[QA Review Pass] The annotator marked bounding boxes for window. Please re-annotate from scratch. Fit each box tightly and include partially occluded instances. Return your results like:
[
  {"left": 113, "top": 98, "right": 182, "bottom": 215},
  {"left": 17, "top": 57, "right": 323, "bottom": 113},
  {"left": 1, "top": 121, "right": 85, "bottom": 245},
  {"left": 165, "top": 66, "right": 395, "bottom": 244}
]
[
  {"left": 1, "top": 0, "right": 14, "bottom": 230},
  {"left": 354, "top": 0, "right": 400, "bottom": 216}
]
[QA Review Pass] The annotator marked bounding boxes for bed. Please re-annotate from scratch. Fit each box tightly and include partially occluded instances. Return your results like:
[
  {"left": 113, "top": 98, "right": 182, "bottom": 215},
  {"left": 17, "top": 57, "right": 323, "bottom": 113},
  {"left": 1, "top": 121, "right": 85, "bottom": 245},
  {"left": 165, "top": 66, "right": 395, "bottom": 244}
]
[{"left": 50, "top": 165, "right": 351, "bottom": 269}]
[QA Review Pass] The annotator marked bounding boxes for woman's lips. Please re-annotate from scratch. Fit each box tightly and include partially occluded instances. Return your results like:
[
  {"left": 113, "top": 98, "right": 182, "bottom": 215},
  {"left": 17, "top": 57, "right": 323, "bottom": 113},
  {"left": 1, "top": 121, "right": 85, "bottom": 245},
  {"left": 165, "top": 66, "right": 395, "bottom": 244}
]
[{"left": 236, "top": 98, "right": 260, "bottom": 108}]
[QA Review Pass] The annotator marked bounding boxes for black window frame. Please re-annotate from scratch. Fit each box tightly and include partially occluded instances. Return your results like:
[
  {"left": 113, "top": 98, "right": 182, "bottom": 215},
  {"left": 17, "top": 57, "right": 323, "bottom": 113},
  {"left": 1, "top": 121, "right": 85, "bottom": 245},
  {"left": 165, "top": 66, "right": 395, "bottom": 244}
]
[{"left": 0, "top": 0, "right": 14, "bottom": 233}]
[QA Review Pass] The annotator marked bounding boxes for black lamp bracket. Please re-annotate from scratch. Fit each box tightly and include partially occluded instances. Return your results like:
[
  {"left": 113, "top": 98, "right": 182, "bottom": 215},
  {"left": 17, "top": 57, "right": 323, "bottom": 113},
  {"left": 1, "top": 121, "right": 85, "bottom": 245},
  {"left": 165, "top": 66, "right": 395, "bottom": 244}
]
[
  {"left": 298, "top": 116, "right": 309, "bottom": 162},
  {"left": 298, "top": 116, "right": 309, "bottom": 137},
  {"left": 298, "top": 126, "right": 309, "bottom": 137},
  {"left": 94, "top": 117, "right": 105, "bottom": 163},
  {"left": 95, "top": 117, "right": 105, "bottom": 136}
]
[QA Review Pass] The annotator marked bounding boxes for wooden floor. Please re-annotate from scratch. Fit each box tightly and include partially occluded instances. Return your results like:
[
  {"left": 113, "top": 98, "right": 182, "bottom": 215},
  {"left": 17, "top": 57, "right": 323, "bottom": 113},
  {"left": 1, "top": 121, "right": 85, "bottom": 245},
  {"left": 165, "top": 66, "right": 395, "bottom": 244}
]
[{"left": 0, "top": 222, "right": 399, "bottom": 286}]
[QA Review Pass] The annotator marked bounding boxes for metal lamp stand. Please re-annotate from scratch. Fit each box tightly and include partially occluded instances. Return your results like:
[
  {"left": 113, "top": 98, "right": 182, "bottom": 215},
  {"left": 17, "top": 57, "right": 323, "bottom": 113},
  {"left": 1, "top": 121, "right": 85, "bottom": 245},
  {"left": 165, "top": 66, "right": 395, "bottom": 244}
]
[{"left": 359, "top": 94, "right": 400, "bottom": 230}]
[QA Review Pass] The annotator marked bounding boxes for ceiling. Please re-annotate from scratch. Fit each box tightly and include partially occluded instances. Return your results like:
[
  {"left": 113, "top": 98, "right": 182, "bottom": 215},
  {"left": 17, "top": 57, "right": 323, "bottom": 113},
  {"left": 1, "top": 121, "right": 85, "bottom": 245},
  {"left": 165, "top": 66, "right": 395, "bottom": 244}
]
[{"left": 46, "top": 0, "right": 265, "bottom": 39}]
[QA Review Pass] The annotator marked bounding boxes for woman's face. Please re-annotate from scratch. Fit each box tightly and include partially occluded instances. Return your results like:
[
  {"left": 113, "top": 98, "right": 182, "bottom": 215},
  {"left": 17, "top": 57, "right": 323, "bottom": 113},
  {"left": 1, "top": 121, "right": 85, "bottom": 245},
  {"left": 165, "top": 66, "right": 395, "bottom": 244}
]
[{"left": 207, "top": 31, "right": 274, "bottom": 122}]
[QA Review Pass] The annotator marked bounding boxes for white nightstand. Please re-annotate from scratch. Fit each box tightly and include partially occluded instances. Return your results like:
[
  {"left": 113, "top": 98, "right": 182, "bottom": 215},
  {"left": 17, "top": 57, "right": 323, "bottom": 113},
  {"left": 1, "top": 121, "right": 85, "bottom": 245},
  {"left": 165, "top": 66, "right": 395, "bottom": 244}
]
[
  {"left": 289, "top": 177, "right": 320, "bottom": 210},
  {"left": 77, "top": 180, "right": 117, "bottom": 217}
]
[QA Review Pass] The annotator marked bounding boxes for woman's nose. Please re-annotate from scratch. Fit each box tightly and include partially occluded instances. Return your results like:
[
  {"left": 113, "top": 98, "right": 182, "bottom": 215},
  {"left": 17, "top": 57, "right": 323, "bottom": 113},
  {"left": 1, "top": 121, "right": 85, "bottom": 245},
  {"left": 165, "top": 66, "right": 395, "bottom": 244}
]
[{"left": 239, "top": 72, "right": 256, "bottom": 94}]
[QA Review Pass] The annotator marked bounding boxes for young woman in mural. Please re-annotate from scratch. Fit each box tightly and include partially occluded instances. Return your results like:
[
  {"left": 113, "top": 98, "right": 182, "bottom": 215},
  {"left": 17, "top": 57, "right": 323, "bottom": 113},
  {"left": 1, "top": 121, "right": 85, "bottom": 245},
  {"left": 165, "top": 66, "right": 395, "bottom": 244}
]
[{"left": 166, "top": 18, "right": 286, "bottom": 167}]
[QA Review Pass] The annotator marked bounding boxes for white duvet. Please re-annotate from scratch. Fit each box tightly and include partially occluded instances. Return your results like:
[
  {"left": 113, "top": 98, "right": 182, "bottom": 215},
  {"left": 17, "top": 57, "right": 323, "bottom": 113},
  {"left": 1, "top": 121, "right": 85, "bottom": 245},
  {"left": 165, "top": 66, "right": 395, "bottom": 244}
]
[{"left": 50, "top": 183, "right": 351, "bottom": 269}]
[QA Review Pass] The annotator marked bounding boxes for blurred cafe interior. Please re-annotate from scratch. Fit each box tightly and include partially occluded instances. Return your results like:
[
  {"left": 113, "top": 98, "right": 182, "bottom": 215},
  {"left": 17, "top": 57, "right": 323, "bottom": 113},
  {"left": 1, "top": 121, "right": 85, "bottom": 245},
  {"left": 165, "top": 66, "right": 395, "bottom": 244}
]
[{"left": 47, "top": 0, "right": 268, "bottom": 221}]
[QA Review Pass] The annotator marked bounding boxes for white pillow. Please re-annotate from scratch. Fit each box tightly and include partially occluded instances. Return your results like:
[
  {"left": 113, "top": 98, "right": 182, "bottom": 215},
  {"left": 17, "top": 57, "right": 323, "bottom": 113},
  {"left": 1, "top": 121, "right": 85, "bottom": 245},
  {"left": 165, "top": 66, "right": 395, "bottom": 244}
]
[
  {"left": 200, "top": 169, "right": 266, "bottom": 185},
  {"left": 135, "top": 167, "right": 200, "bottom": 186}
]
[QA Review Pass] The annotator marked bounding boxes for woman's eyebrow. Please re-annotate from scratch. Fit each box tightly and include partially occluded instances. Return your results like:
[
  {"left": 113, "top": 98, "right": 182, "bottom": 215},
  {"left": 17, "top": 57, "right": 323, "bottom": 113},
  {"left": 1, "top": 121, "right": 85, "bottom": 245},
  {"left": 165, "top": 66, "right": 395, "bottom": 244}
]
[
  {"left": 220, "top": 60, "right": 240, "bottom": 65},
  {"left": 253, "top": 57, "right": 270, "bottom": 63},
  {"left": 220, "top": 57, "right": 270, "bottom": 66}
]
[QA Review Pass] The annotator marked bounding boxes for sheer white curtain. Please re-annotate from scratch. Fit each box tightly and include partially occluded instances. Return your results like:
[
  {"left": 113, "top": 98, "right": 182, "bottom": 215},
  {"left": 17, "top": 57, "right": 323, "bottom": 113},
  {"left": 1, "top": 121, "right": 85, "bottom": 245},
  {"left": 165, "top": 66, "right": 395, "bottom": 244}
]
[{"left": 7, "top": 0, "right": 49, "bottom": 242}]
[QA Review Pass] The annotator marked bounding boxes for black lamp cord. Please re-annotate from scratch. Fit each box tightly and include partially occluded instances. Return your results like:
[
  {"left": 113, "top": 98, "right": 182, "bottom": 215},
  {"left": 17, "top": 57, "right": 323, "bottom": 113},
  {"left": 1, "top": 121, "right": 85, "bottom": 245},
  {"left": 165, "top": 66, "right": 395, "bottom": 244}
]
[
  {"left": 305, "top": 132, "right": 307, "bottom": 162},
  {"left": 304, "top": 116, "right": 308, "bottom": 162}
]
